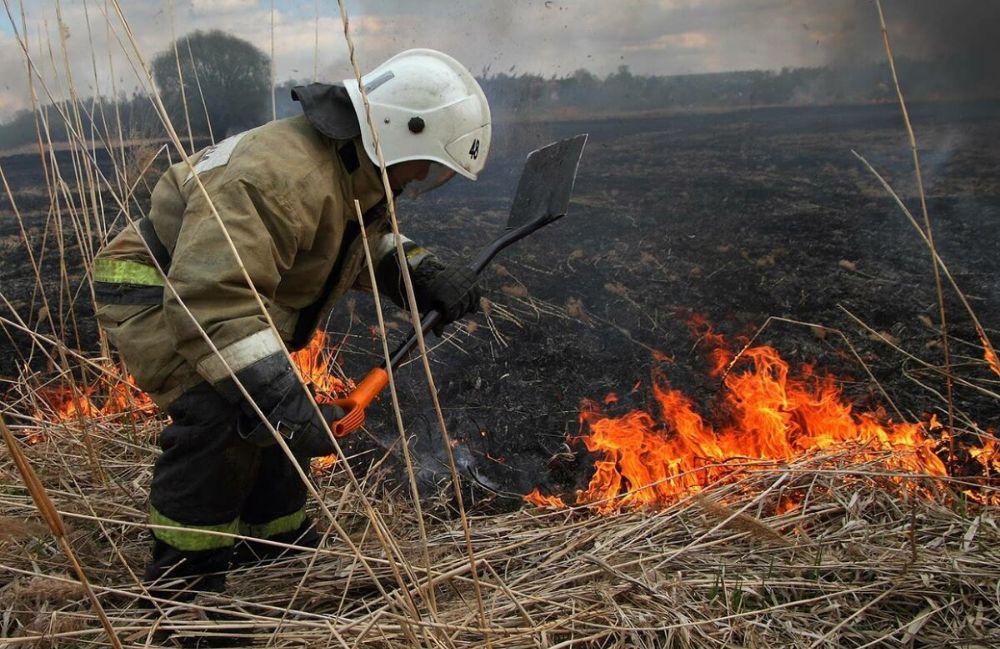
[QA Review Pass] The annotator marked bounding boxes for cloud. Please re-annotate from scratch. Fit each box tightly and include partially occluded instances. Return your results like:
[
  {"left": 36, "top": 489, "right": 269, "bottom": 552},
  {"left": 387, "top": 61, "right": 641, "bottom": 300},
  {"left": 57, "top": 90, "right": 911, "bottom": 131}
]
[
  {"left": 190, "top": 0, "right": 258, "bottom": 12},
  {"left": 624, "top": 31, "right": 711, "bottom": 52},
  {"left": 0, "top": 0, "right": 994, "bottom": 121}
]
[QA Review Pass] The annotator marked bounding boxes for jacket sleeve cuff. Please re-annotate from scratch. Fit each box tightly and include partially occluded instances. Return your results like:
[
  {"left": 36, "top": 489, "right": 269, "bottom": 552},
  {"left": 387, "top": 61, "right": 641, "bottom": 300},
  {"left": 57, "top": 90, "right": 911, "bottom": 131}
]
[
  {"left": 196, "top": 328, "right": 286, "bottom": 386},
  {"left": 371, "top": 232, "right": 431, "bottom": 271},
  {"left": 370, "top": 233, "right": 436, "bottom": 307}
]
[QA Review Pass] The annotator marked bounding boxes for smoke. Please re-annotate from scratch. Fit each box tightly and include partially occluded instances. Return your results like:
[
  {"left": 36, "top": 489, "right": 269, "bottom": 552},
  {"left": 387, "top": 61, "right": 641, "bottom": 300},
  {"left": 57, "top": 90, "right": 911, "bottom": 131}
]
[{"left": 824, "top": 0, "right": 1000, "bottom": 80}]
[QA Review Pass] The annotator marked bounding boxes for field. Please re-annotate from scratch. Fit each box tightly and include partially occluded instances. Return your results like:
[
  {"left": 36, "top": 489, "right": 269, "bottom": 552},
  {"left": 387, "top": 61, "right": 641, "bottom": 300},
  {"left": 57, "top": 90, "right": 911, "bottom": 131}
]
[
  {"left": 342, "top": 100, "right": 1000, "bottom": 500},
  {"left": 1, "top": 101, "right": 999, "bottom": 646}
]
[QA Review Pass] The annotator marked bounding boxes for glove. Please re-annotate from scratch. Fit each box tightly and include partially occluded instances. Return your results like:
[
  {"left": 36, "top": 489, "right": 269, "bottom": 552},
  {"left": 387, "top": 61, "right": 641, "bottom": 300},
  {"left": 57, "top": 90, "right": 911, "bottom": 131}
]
[
  {"left": 218, "top": 352, "right": 343, "bottom": 457},
  {"left": 237, "top": 392, "right": 343, "bottom": 458},
  {"left": 411, "top": 258, "right": 480, "bottom": 335}
]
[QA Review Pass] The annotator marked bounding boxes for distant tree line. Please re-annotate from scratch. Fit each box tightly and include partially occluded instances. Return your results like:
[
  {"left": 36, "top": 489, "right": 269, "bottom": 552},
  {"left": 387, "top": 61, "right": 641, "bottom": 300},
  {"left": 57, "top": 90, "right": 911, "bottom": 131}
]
[
  {"left": 0, "top": 29, "right": 996, "bottom": 151},
  {"left": 0, "top": 94, "right": 158, "bottom": 151},
  {"left": 476, "top": 58, "right": 994, "bottom": 118}
]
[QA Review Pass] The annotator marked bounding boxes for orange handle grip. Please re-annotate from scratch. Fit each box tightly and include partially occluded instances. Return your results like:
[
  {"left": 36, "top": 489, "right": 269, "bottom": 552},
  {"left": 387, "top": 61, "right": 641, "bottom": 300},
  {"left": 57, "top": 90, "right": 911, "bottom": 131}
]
[{"left": 330, "top": 367, "right": 389, "bottom": 437}]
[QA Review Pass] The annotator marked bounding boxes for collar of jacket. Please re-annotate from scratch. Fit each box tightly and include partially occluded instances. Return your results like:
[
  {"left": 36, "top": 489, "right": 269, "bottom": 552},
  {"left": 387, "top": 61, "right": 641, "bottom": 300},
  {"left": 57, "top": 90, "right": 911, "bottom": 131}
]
[
  {"left": 293, "top": 82, "right": 402, "bottom": 211},
  {"left": 291, "top": 82, "right": 361, "bottom": 140},
  {"left": 345, "top": 137, "right": 389, "bottom": 216}
]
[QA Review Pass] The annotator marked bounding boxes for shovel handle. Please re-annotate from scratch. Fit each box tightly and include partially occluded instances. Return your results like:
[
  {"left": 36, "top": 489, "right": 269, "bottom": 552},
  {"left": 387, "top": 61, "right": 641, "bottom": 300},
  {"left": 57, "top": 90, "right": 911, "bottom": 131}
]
[{"left": 330, "top": 367, "right": 389, "bottom": 436}]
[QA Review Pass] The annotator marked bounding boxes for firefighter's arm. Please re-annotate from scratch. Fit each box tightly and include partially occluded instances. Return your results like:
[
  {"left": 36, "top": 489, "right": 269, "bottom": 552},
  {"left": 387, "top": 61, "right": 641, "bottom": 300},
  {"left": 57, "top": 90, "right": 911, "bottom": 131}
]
[
  {"left": 162, "top": 179, "right": 341, "bottom": 456},
  {"left": 355, "top": 226, "right": 480, "bottom": 334},
  {"left": 163, "top": 179, "right": 301, "bottom": 388},
  {"left": 353, "top": 226, "right": 433, "bottom": 306}
]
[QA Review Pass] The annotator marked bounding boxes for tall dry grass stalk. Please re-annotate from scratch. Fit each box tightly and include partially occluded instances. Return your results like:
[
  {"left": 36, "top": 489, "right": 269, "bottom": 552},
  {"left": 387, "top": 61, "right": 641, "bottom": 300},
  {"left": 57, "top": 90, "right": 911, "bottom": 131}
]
[
  {"left": 873, "top": 1, "right": 960, "bottom": 474},
  {"left": 313, "top": 0, "right": 319, "bottom": 82},
  {"left": 167, "top": 0, "right": 194, "bottom": 153},
  {"left": 185, "top": 36, "right": 214, "bottom": 145},
  {"left": 333, "top": 1, "right": 492, "bottom": 643},
  {"left": 269, "top": 0, "right": 276, "bottom": 121},
  {"left": 0, "top": 417, "right": 122, "bottom": 649},
  {"left": 354, "top": 199, "right": 439, "bottom": 616}
]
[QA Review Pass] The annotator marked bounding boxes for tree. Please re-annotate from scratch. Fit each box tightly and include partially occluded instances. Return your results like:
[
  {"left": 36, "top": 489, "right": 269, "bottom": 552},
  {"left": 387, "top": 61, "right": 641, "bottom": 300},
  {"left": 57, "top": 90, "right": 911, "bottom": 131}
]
[{"left": 152, "top": 30, "right": 270, "bottom": 139}]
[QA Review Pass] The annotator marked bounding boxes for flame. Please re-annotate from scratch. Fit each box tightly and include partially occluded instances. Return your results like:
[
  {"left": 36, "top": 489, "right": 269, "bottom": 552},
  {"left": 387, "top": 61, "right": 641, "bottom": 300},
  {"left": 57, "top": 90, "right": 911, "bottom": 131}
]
[
  {"left": 525, "top": 318, "right": 994, "bottom": 512},
  {"left": 969, "top": 436, "right": 999, "bottom": 474},
  {"left": 311, "top": 454, "right": 338, "bottom": 474},
  {"left": 983, "top": 341, "right": 1000, "bottom": 379},
  {"left": 33, "top": 332, "right": 348, "bottom": 471},
  {"left": 35, "top": 371, "right": 155, "bottom": 427},
  {"left": 525, "top": 488, "right": 567, "bottom": 509},
  {"left": 290, "top": 331, "right": 350, "bottom": 403},
  {"left": 686, "top": 314, "right": 735, "bottom": 377},
  {"left": 289, "top": 331, "right": 350, "bottom": 471}
]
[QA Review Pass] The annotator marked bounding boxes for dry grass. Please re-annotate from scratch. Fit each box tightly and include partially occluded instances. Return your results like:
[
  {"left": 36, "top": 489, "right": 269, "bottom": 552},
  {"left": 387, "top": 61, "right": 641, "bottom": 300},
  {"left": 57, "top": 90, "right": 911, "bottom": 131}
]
[{"left": 0, "top": 411, "right": 997, "bottom": 647}]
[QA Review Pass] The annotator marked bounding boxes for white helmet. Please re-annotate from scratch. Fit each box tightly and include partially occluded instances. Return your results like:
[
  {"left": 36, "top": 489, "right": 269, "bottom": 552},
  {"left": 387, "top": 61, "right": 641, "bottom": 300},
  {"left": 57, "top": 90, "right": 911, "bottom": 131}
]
[{"left": 343, "top": 49, "right": 491, "bottom": 181}]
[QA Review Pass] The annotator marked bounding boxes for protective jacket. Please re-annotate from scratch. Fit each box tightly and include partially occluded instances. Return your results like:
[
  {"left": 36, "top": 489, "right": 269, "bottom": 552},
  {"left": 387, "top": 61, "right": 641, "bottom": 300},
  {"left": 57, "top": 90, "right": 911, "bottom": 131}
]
[{"left": 94, "top": 115, "right": 427, "bottom": 408}]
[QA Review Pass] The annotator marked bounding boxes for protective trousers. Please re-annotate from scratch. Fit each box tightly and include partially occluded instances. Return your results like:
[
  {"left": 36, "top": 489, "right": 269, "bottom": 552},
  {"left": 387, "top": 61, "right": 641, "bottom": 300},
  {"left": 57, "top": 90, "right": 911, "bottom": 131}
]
[{"left": 145, "top": 383, "right": 319, "bottom": 596}]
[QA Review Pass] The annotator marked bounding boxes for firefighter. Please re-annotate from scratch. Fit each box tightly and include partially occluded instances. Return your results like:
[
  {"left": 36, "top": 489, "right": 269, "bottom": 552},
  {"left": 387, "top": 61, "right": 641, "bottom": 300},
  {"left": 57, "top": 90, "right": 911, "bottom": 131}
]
[{"left": 92, "top": 49, "right": 490, "bottom": 596}]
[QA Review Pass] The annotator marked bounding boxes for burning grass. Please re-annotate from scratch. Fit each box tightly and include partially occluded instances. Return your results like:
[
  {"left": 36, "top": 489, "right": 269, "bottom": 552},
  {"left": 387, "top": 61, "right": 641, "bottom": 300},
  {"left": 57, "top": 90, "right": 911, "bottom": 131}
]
[
  {"left": 1, "top": 406, "right": 997, "bottom": 646},
  {"left": 2, "top": 332, "right": 998, "bottom": 646},
  {"left": 528, "top": 317, "right": 998, "bottom": 513}
]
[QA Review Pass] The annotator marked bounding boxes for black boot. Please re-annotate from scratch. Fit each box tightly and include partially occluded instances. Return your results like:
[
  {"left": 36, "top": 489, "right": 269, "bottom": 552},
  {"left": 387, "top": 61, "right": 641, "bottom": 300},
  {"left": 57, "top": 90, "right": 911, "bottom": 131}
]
[{"left": 143, "top": 539, "right": 232, "bottom": 602}]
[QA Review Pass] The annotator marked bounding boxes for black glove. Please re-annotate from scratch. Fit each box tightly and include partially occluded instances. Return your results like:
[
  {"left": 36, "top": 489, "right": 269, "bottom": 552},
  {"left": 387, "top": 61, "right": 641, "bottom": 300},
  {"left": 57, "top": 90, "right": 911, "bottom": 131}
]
[
  {"left": 411, "top": 258, "right": 480, "bottom": 335},
  {"left": 217, "top": 353, "right": 343, "bottom": 457}
]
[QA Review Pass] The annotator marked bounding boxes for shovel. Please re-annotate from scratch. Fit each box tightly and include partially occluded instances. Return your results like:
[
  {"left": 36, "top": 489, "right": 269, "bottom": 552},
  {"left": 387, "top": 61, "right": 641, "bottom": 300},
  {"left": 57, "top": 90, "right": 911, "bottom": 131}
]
[{"left": 330, "top": 133, "right": 589, "bottom": 437}]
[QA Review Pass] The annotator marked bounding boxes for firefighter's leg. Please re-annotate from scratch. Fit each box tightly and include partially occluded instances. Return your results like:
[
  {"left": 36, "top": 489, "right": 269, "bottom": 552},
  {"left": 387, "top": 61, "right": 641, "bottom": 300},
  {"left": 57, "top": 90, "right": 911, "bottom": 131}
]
[
  {"left": 145, "top": 384, "right": 259, "bottom": 597},
  {"left": 232, "top": 445, "right": 319, "bottom": 566}
]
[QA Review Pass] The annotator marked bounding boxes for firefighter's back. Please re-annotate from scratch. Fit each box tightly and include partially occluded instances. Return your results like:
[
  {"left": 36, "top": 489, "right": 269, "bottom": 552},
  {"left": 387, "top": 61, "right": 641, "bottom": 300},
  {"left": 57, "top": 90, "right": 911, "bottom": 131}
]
[{"left": 92, "top": 115, "right": 344, "bottom": 407}]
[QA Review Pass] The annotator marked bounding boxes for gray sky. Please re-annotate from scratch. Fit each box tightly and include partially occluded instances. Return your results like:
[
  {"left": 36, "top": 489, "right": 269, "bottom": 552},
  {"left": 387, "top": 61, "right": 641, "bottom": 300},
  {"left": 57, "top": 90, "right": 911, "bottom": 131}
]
[{"left": 0, "top": 0, "right": 983, "bottom": 120}]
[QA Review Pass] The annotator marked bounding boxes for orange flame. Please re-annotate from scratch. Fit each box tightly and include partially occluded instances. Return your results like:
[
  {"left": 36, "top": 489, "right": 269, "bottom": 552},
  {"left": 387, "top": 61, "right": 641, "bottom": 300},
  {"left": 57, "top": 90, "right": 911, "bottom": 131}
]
[
  {"left": 524, "top": 319, "right": 991, "bottom": 512},
  {"left": 290, "top": 331, "right": 350, "bottom": 403},
  {"left": 983, "top": 341, "right": 1000, "bottom": 379},
  {"left": 524, "top": 488, "right": 567, "bottom": 509},
  {"left": 35, "top": 372, "right": 155, "bottom": 425},
  {"left": 33, "top": 332, "right": 348, "bottom": 470},
  {"left": 311, "top": 454, "right": 338, "bottom": 474},
  {"left": 287, "top": 331, "right": 349, "bottom": 471},
  {"left": 686, "top": 313, "right": 735, "bottom": 377},
  {"left": 969, "top": 437, "right": 1000, "bottom": 474}
]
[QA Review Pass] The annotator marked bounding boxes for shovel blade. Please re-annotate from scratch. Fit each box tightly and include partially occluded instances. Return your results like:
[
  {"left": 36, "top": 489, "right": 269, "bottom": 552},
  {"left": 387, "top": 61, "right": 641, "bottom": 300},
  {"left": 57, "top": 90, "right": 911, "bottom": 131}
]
[{"left": 507, "top": 134, "right": 588, "bottom": 230}]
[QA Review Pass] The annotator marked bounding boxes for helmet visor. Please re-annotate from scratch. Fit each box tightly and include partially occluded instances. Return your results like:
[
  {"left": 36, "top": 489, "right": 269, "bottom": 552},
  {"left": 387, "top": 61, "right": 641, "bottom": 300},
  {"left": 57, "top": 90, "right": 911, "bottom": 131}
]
[{"left": 402, "top": 162, "right": 458, "bottom": 199}]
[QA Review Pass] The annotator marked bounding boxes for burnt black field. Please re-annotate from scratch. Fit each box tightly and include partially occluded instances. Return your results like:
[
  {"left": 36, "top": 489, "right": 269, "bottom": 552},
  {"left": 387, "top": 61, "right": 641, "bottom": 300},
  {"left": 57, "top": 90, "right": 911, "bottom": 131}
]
[{"left": 2, "top": 101, "right": 999, "bottom": 504}]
